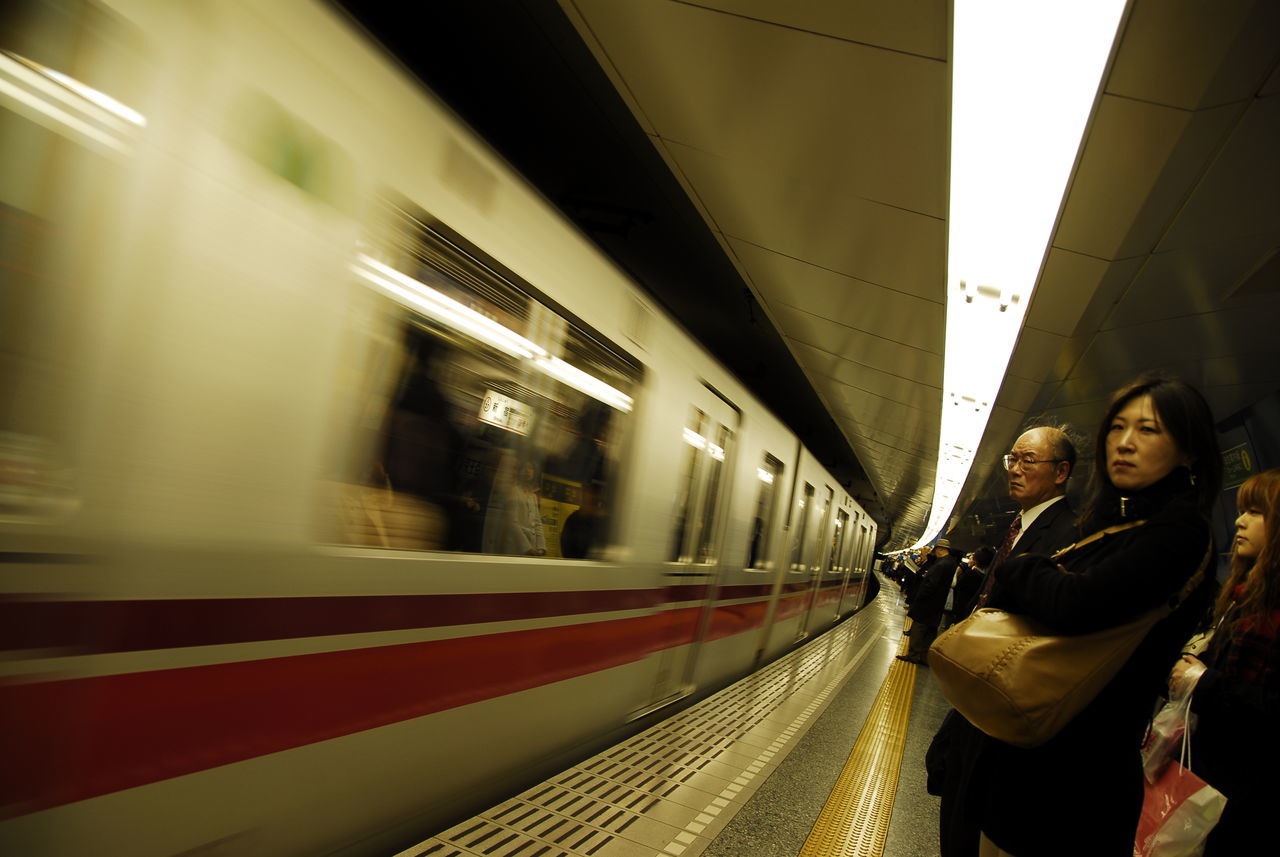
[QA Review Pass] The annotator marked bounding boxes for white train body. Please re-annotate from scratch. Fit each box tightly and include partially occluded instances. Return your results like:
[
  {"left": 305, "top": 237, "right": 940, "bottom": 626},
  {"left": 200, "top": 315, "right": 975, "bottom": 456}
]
[{"left": 0, "top": 2, "right": 877, "bottom": 855}]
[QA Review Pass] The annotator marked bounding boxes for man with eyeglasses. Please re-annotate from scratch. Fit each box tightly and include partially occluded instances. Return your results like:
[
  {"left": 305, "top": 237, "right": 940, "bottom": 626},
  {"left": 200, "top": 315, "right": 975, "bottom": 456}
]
[
  {"left": 994, "top": 425, "right": 1078, "bottom": 584},
  {"left": 927, "top": 425, "right": 1078, "bottom": 857}
]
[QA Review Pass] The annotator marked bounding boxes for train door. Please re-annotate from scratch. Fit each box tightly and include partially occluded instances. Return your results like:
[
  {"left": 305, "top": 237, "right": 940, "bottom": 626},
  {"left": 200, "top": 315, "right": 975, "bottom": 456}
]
[
  {"left": 827, "top": 506, "right": 852, "bottom": 617},
  {"left": 643, "top": 389, "right": 739, "bottom": 712},
  {"left": 795, "top": 484, "right": 835, "bottom": 641},
  {"left": 846, "top": 519, "right": 873, "bottom": 610},
  {"left": 841, "top": 517, "right": 865, "bottom": 613}
]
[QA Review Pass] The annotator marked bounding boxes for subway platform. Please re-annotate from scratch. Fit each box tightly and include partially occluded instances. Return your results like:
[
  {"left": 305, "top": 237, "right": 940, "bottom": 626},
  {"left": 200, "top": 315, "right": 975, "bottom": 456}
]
[{"left": 391, "top": 577, "right": 949, "bottom": 857}]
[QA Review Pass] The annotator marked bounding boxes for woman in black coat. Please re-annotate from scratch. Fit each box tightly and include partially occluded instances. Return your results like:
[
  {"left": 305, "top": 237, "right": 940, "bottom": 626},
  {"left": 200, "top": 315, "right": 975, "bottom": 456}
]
[{"left": 964, "top": 374, "right": 1222, "bottom": 857}]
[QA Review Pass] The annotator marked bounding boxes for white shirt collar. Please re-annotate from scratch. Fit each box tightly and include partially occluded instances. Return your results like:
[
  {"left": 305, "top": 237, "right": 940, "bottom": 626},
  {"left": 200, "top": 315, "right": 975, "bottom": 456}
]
[{"left": 1012, "top": 495, "right": 1065, "bottom": 547}]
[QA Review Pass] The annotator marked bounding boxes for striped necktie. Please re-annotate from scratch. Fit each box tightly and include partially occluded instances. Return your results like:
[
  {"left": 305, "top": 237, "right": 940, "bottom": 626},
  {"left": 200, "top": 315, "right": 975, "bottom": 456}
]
[{"left": 977, "top": 514, "right": 1021, "bottom": 607}]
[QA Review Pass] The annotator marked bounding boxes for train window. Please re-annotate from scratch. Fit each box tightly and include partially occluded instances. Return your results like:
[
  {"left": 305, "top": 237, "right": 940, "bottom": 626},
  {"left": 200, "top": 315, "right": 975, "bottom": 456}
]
[
  {"left": 695, "top": 421, "right": 732, "bottom": 564},
  {"left": 668, "top": 408, "right": 706, "bottom": 562},
  {"left": 852, "top": 515, "right": 865, "bottom": 574},
  {"left": 830, "top": 508, "right": 849, "bottom": 573},
  {"left": 860, "top": 524, "right": 871, "bottom": 572},
  {"left": 324, "top": 195, "right": 640, "bottom": 558},
  {"left": 816, "top": 487, "right": 833, "bottom": 572},
  {"left": 788, "top": 483, "right": 814, "bottom": 572},
  {"left": 1, "top": 1, "right": 144, "bottom": 521},
  {"left": 746, "top": 453, "right": 783, "bottom": 569}
]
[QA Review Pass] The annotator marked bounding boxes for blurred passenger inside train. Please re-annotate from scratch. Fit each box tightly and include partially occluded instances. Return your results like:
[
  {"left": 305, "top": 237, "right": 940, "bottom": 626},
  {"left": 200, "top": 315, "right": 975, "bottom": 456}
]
[
  {"left": 547, "top": 401, "right": 615, "bottom": 558},
  {"left": 330, "top": 328, "right": 460, "bottom": 550},
  {"left": 930, "top": 423, "right": 1079, "bottom": 857},
  {"left": 747, "top": 515, "right": 766, "bottom": 567},
  {"left": 1166, "top": 467, "right": 1280, "bottom": 856},
  {"left": 483, "top": 454, "right": 547, "bottom": 556},
  {"left": 548, "top": 401, "right": 612, "bottom": 488},
  {"left": 559, "top": 477, "right": 607, "bottom": 559},
  {"left": 898, "top": 539, "right": 960, "bottom": 663},
  {"left": 964, "top": 374, "right": 1221, "bottom": 857}
]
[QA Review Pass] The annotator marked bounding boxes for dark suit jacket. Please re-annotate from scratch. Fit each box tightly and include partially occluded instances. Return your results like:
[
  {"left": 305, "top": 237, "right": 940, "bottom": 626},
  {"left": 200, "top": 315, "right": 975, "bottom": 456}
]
[
  {"left": 1009, "top": 495, "right": 1078, "bottom": 558},
  {"left": 908, "top": 554, "right": 959, "bottom": 627},
  {"left": 950, "top": 565, "right": 983, "bottom": 615},
  {"left": 953, "top": 498, "right": 1077, "bottom": 622}
]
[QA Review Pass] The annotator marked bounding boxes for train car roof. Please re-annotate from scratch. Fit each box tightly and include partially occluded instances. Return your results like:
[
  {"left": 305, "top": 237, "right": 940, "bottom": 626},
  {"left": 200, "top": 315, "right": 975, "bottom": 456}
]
[{"left": 337, "top": 0, "right": 1280, "bottom": 549}]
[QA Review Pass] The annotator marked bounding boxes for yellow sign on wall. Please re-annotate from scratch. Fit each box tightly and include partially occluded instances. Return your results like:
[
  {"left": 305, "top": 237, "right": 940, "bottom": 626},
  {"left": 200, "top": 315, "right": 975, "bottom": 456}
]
[{"left": 1222, "top": 443, "right": 1255, "bottom": 489}]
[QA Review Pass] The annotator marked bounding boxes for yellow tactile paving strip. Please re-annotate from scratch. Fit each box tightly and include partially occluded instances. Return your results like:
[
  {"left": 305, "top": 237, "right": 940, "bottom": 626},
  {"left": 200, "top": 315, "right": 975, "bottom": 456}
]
[{"left": 797, "top": 624, "right": 918, "bottom": 857}]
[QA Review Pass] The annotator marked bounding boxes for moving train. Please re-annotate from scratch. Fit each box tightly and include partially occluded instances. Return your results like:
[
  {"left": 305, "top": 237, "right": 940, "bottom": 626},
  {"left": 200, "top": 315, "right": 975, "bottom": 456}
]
[{"left": 0, "top": 1, "right": 879, "bottom": 855}]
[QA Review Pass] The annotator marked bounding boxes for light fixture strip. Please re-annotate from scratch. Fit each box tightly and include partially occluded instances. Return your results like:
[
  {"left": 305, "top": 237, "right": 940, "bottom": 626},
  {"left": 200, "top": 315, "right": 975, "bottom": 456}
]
[
  {"left": 916, "top": 0, "right": 1126, "bottom": 547},
  {"left": 1, "top": 51, "right": 141, "bottom": 134},
  {"left": 534, "top": 355, "right": 633, "bottom": 413},
  {"left": 354, "top": 255, "right": 633, "bottom": 413},
  {"left": 0, "top": 61, "right": 132, "bottom": 153},
  {"left": 353, "top": 262, "right": 536, "bottom": 359}
]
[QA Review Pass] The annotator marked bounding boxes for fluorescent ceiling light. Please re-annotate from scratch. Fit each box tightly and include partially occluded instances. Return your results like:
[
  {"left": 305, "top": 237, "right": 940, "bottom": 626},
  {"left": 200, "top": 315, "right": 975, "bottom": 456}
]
[
  {"left": 354, "top": 255, "right": 546, "bottom": 359},
  {"left": 916, "top": 0, "right": 1126, "bottom": 547},
  {"left": 353, "top": 254, "right": 633, "bottom": 413},
  {"left": 40, "top": 64, "right": 147, "bottom": 128},
  {"left": 534, "top": 355, "right": 633, "bottom": 413},
  {"left": 0, "top": 50, "right": 145, "bottom": 153},
  {"left": 682, "top": 428, "right": 724, "bottom": 460}
]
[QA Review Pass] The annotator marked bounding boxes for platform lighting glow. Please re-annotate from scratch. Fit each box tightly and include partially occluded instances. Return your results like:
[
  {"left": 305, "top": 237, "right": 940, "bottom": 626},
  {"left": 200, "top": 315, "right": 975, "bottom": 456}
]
[
  {"left": 914, "top": 0, "right": 1126, "bottom": 548},
  {"left": 757, "top": 468, "right": 775, "bottom": 485}
]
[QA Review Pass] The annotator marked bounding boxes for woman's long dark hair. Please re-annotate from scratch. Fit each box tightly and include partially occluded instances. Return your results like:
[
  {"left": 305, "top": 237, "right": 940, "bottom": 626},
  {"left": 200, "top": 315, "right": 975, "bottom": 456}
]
[
  {"left": 1213, "top": 468, "right": 1280, "bottom": 639},
  {"left": 1079, "top": 373, "right": 1222, "bottom": 530}
]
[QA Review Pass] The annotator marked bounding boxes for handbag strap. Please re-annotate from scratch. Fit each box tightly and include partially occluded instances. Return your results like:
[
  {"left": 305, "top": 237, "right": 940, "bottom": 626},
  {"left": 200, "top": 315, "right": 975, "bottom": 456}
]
[
  {"left": 1168, "top": 541, "right": 1215, "bottom": 610},
  {"left": 1053, "top": 519, "right": 1213, "bottom": 614},
  {"left": 1049, "top": 519, "right": 1148, "bottom": 560}
]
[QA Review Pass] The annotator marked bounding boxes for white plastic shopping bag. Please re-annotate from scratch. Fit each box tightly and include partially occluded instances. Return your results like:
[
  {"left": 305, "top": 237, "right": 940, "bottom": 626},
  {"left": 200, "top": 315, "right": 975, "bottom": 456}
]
[{"left": 1134, "top": 692, "right": 1225, "bottom": 857}]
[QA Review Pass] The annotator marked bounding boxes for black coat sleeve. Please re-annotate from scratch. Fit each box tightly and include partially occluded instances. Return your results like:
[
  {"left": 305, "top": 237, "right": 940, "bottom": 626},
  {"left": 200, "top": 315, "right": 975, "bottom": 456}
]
[
  {"left": 989, "top": 514, "right": 1210, "bottom": 634},
  {"left": 1191, "top": 660, "right": 1280, "bottom": 732}
]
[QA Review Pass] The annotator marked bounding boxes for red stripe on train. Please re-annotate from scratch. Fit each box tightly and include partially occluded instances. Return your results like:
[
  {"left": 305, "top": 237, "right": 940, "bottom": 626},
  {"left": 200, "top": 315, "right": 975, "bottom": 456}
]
[
  {"left": 0, "top": 583, "right": 850, "bottom": 815},
  {"left": 0, "top": 608, "right": 702, "bottom": 815}
]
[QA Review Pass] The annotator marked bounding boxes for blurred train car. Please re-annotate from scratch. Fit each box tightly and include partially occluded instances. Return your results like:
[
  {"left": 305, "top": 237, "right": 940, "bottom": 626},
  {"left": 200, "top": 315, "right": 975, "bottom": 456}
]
[{"left": 0, "top": 1, "right": 879, "bottom": 855}]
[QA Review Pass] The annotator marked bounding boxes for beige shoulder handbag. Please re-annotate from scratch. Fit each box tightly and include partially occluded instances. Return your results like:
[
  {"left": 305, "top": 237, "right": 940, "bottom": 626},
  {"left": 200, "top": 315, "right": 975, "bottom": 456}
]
[{"left": 927, "top": 521, "right": 1210, "bottom": 748}]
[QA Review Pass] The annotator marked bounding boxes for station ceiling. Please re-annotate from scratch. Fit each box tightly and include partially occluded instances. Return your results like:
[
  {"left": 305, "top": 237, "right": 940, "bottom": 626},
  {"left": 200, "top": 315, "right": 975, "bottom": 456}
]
[{"left": 339, "top": 0, "right": 1280, "bottom": 550}]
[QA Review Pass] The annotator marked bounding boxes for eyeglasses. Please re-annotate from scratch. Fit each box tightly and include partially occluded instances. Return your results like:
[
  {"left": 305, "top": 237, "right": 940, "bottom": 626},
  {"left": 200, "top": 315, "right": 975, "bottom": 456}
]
[{"left": 1002, "top": 454, "right": 1067, "bottom": 471}]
